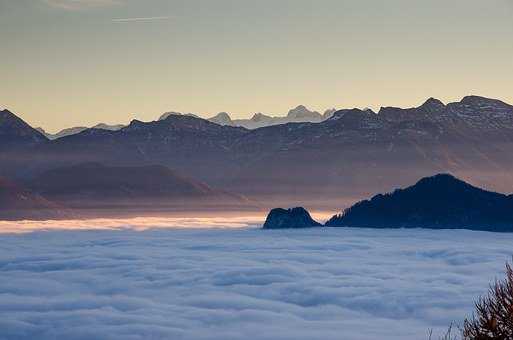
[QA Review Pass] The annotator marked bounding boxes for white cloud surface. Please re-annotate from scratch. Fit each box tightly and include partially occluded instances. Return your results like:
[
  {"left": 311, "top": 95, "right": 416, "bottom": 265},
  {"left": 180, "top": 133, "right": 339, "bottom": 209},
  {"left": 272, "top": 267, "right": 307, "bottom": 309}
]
[{"left": 1, "top": 224, "right": 512, "bottom": 339}]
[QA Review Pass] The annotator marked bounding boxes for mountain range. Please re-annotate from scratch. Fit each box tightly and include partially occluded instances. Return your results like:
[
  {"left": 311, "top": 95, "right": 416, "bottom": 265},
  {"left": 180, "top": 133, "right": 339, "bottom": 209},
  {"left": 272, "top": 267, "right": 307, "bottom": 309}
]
[
  {"left": 36, "top": 105, "right": 335, "bottom": 141},
  {"left": 2, "top": 95, "right": 513, "bottom": 210},
  {"left": 159, "top": 105, "right": 335, "bottom": 129}
]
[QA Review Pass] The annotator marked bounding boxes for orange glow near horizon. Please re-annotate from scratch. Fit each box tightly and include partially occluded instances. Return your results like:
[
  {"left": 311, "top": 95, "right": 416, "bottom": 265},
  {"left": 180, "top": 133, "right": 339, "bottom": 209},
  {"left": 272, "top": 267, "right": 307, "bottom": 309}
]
[{"left": 0, "top": 212, "right": 336, "bottom": 234}]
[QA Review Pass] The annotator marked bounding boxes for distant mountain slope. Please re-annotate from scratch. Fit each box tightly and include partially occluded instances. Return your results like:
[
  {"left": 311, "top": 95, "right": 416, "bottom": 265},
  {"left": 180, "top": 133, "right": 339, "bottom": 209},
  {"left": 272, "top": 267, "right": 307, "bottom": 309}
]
[
  {"left": 0, "top": 109, "right": 50, "bottom": 179},
  {"left": 29, "top": 163, "right": 247, "bottom": 206},
  {"left": 0, "top": 177, "right": 68, "bottom": 220},
  {"left": 232, "top": 113, "right": 276, "bottom": 129},
  {"left": 159, "top": 112, "right": 199, "bottom": 121},
  {"left": 286, "top": 105, "right": 323, "bottom": 121},
  {"left": 326, "top": 174, "right": 513, "bottom": 231},
  {"left": 38, "top": 123, "right": 125, "bottom": 140},
  {"left": 34, "top": 115, "right": 249, "bottom": 187},
  {"left": 0, "top": 109, "right": 48, "bottom": 148},
  {"left": 209, "top": 112, "right": 233, "bottom": 126},
  {"left": 92, "top": 123, "right": 125, "bottom": 131}
]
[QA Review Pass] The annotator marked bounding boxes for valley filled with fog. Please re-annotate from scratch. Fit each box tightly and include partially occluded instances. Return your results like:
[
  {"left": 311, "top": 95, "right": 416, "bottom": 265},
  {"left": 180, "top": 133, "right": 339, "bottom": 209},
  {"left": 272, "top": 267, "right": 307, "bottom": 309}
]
[{"left": 1, "top": 221, "right": 511, "bottom": 340}]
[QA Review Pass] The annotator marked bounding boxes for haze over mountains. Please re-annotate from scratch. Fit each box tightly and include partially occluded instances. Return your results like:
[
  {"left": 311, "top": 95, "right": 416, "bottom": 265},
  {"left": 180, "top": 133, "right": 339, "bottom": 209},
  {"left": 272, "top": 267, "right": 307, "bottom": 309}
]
[
  {"left": 37, "top": 123, "right": 125, "bottom": 140},
  {"left": 0, "top": 177, "right": 69, "bottom": 220},
  {"left": 29, "top": 163, "right": 248, "bottom": 210},
  {"left": 0, "top": 161, "right": 250, "bottom": 219},
  {"left": 2, "top": 95, "right": 513, "bottom": 211}
]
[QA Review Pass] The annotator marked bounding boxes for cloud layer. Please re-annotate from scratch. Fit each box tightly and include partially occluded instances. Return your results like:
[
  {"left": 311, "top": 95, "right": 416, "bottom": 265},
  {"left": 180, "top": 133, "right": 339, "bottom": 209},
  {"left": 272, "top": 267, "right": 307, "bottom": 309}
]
[{"left": 1, "top": 225, "right": 512, "bottom": 339}]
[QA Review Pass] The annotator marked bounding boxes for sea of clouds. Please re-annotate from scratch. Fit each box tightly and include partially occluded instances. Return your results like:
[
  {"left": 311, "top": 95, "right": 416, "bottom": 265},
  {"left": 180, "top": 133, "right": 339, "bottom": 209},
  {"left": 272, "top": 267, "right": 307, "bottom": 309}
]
[{"left": 1, "top": 219, "right": 513, "bottom": 339}]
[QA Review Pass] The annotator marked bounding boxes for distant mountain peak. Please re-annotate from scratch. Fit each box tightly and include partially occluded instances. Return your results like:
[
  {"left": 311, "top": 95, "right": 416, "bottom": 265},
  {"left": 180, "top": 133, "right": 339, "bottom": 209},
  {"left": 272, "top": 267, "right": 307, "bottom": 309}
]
[
  {"left": 287, "top": 105, "right": 321, "bottom": 119},
  {"left": 460, "top": 95, "right": 510, "bottom": 107},
  {"left": 125, "top": 119, "right": 146, "bottom": 130},
  {"left": 250, "top": 113, "right": 272, "bottom": 122},
  {"left": 160, "top": 113, "right": 197, "bottom": 122},
  {"left": 0, "top": 108, "right": 48, "bottom": 145},
  {"left": 0, "top": 109, "right": 24, "bottom": 122},
  {"left": 461, "top": 95, "right": 490, "bottom": 104},
  {"left": 420, "top": 97, "right": 446, "bottom": 112},
  {"left": 209, "top": 112, "right": 233, "bottom": 125},
  {"left": 329, "top": 108, "right": 366, "bottom": 120},
  {"left": 0, "top": 108, "right": 13, "bottom": 116},
  {"left": 159, "top": 111, "right": 199, "bottom": 121},
  {"left": 323, "top": 108, "right": 337, "bottom": 119},
  {"left": 214, "top": 112, "right": 231, "bottom": 119},
  {"left": 413, "top": 173, "right": 466, "bottom": 189},
  {"left": 159, "top": 111, "right": 184, "bottom": 121}
]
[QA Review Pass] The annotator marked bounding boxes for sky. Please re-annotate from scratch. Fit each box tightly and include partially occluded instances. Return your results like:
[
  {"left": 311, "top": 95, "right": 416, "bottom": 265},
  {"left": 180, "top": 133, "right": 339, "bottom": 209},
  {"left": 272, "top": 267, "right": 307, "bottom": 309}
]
[{"left": 1, "top": 0, "right": 512, "bottom": 132}]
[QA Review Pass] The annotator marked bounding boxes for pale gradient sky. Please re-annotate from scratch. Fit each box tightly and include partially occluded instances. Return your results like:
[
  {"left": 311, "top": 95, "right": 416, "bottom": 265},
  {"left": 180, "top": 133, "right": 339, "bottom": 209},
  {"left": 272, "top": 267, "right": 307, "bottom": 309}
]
[{"left": 1, "top": 0, "right": 512, "bottom": 132}]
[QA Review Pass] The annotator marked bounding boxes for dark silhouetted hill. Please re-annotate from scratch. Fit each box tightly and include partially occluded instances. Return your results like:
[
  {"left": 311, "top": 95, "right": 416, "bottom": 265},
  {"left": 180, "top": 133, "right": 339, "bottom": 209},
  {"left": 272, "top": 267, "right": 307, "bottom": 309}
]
[
  {"left": 263, "top": 207, "right": 322, "bottom": 229},
  {"left": 326, "top": 174, "right": 513, "bottom": 232}
]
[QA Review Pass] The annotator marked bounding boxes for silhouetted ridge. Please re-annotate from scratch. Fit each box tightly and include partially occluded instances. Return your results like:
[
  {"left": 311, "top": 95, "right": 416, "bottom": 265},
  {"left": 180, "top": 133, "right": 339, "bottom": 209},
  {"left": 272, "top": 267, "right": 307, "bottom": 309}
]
[
  {"left": 0, "top": 109, "right": 48, "bottom": 147},
  {"left": 263, "top": 207, "right": 322, "bottom": 229},
  {"left": 460, "top": 95, "right": 511, "bottom": 108},
  {"left": 419, "top": 97, "right": 446, "bottom": 112},
  {"left": 326, "top": 174, "right": 513, "bottom": 231},
  {"left": 158, "top": 111, "right": 200, "bottom": 121},
  {"left": 37, "top": 123, "right": 124, "bottom": 140},
  {"left": 142, "top": 113, "right": 242, "bottom": 131}
]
